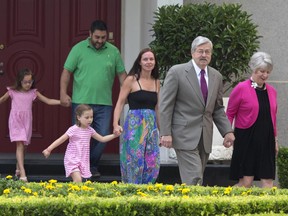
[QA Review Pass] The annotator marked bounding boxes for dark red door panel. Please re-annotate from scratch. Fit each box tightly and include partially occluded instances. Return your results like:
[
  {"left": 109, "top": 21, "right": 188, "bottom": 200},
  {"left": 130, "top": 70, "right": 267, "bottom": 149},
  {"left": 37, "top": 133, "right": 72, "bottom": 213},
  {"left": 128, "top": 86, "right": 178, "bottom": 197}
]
[{"left": 0, "top": 0, "right": 121, "bottom": 153}]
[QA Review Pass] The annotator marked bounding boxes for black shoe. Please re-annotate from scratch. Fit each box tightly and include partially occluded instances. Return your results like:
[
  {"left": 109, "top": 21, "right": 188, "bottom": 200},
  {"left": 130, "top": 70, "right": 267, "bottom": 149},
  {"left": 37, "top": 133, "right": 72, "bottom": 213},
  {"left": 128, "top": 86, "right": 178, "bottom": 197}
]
[{"left": 91, "top": 171, "right": 101, "bottom": 177}]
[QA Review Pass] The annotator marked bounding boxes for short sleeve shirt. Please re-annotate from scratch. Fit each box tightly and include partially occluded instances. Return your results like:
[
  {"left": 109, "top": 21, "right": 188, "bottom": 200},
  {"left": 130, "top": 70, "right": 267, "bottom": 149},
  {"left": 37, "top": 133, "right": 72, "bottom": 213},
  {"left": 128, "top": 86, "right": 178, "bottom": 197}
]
[
  {"left": 64, "top": 38, "right": 125, "bottom": 105},
  {"left": 64, "top": 125, "right": 96, "bottom": 178}
]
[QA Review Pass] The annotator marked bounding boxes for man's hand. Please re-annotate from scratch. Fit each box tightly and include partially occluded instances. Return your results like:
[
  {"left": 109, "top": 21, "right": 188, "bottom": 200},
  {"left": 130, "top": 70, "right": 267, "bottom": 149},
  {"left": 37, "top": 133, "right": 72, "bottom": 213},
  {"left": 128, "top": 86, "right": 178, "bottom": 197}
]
[
  {"left": 223, "top": 132, "right": 235, "bottom": 148},
  {"left": 160, "top": 135, "right": 173, "bottom": 148},
  {"left": 60, "top": 93, "right": 71, "bottom": 107}
]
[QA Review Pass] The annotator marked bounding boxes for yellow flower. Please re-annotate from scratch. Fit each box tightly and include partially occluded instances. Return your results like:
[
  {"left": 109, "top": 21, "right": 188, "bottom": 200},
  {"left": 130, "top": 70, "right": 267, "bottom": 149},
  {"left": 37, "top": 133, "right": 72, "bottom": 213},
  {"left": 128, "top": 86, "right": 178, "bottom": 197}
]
[
  {"left": 24, "top": 188, "right": 32, "bottom": 194},
  {"left": 69, "top": 185, "right": 80, "bottom": 191},
  {"left": 163, "top": 191, "right": 170, "bottom": 195},
  {"left": 49, "top": 179, "right": 57, "bottom": 184},
  {"left": 137, "top": 191, "right": 148, "bottom": 197},
  {"left": 3, "top": 189, "right": 10, "bottom": 194},
  {"left": 81, "top": 185, "right": 94, "bottom": 191},
  {"left": 181, "top": 188, "right": 190, "bottom": 194},
  {"left": 182, "top": 195, "right": 189, "bottom": 199},
  {"left": 181, "top": 183, "right": 186, "bottom": 186},
  {"left": 6, "top": 175, "right": 13, "bottom": 180},
  {"left": 147, "top": 185, "right": 154, "bottom": 191},
  {"left": 155, "top": 183, "right": 163, "bottom": 190},
  {"left": 224, "top": 186, "right": 232, "bottom": 195},
  {"left": 272, "top": 186, "right": 277, "bottom": 191},
  {"left": 165, "top": 185, "right": 174, "bottom": 191},
  {"left": 33, "top": 192, "right": 38, "bottom": 196},
  {"left": 84, "top": 180, "right": 92, "bottom": 185},
  {"left": 111, "top": 181, "right": 118, "bottom": 185},
  {"left": 39, "top": 182, "right": 46, "bottom": 186},
  {"left": 45, "top": 185, "right": 55, "bottom": 190}
]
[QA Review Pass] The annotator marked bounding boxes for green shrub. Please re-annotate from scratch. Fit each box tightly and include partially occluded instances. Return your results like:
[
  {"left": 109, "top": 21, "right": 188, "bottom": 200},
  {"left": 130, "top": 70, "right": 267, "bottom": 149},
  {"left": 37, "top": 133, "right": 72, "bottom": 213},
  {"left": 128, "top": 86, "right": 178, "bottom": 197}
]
[
  {"left": 150, "top": 3, "right": 261, "bottom": 91},
  {"left": 277, "top": 147, "right": 288, "bottom": 188},
  {"left": 1, "top": 177, "right": 288, "bottom": 215}
]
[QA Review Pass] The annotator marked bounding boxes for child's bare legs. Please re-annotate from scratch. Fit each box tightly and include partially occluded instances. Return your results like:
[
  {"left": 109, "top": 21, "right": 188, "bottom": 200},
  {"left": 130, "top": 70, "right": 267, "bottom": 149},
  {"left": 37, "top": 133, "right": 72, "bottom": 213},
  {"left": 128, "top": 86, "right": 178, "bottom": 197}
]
[
  {"left": 70, "top": 170, "right": 82, "bottom": 182},
  {"left": 15, "top": 164, "right": 20, "bottom": 178},
  {"left": 261, "top": 179, "right": 273, "bottom": 188},
  {"left": 234, "top": 176, "right": 254, "bottom": 188},
  {"left": 15, "top": 145, "right": 26, "bottom": 177},
  {"left": 16, "top": 141, "right": 27, "bottom": 180}
]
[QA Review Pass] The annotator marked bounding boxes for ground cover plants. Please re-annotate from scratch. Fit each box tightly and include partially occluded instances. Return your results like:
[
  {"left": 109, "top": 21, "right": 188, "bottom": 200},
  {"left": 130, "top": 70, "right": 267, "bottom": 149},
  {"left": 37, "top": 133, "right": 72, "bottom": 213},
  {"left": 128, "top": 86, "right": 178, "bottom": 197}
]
[{"left": 1, "top": 176, "right": 288, "bottom": 215}]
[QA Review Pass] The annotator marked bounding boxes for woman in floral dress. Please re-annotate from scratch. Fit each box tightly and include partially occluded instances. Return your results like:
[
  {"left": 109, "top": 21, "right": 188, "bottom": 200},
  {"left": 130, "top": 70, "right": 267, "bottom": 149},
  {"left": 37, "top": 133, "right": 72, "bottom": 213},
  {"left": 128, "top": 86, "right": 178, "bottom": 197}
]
[{"left": 113, "top": 48, "right": 160, "bottom": 184}]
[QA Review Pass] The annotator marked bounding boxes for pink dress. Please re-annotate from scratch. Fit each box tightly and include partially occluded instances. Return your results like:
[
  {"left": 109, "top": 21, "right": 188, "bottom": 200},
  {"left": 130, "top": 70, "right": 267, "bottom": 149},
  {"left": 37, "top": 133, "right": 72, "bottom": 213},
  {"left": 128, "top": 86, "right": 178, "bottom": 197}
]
[
  {"left": 64, "top": 125, "right": 96, "bottom": 178},
  {"left": 7, "top": 87, "right": 37, "bottom": 145}
]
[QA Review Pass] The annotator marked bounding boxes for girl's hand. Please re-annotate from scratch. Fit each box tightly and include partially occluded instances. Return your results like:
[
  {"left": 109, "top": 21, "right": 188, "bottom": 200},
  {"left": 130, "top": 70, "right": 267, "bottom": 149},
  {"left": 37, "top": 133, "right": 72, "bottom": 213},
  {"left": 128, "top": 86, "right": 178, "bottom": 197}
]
[
  {"left": 42, "top": 149, "right": 51, "bottom": 158},
  {"left": 113, "top": 125, "right": 123, "bottom": 136}
]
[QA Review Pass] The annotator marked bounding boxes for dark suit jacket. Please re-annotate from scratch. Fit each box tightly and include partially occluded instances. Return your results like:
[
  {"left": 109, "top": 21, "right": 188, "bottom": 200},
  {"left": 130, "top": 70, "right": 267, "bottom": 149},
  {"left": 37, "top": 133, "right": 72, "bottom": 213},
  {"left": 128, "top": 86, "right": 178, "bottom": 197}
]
[{"left": 159, "top": 60, "right": 232, "bottom": 153}]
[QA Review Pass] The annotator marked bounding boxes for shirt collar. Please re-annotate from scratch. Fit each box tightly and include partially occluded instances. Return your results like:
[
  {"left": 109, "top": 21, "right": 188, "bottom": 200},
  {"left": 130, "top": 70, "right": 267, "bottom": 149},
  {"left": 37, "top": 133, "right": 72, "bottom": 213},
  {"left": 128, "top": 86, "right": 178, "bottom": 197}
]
[
  {"left": 192, "top": 59, "right": 208, "bottom": 76},
  {"left": 86, "top": 37, "right": 107, "bottom": 51}
]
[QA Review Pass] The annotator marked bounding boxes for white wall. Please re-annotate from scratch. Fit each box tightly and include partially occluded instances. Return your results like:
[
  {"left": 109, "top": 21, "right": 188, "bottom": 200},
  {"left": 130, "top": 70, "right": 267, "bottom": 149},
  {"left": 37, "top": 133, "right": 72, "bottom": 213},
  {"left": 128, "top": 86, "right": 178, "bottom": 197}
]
[
  {"left": 122, "top": 0, "right": 182, "bottom": 71},
  {"left": 158, "top": 0, "right": 183, "bottom": 7}
]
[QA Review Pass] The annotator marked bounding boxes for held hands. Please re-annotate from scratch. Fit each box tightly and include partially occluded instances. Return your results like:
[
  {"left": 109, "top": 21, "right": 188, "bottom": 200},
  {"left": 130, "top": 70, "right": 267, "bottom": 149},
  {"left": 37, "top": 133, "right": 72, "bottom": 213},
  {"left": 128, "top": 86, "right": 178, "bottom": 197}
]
[
  {"left": 160, "top": 135, "right": 173, "bottom": 148},
  {"left": 113, "top": 125, "right": 123, "bottom": 137},
  {"left": 60, "top": 93, "right": 71, "bottom": 107},
  {"left": 42, "top": 149, "right": 51, "bottom": 158},
  {"left": 223, "top": 132, "right": 235, "bottom": 148}
]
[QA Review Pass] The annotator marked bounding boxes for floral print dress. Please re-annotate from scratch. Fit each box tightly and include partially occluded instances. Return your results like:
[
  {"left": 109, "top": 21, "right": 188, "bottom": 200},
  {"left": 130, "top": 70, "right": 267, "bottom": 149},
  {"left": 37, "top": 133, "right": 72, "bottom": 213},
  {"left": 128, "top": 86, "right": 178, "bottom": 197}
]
[{"left": 121, "top": 84, "right": 160, "bottom": 184}]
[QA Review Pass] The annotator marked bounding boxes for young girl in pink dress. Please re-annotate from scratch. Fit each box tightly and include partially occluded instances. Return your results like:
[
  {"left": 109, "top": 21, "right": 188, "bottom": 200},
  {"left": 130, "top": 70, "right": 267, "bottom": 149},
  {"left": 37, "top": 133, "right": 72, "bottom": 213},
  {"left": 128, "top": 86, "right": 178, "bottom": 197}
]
[
  {"left": 0, "top": 68, "right": 61, "bottom": 182},
  {"left": 42, "top": 104, "right": 121, "bottom": 182}
]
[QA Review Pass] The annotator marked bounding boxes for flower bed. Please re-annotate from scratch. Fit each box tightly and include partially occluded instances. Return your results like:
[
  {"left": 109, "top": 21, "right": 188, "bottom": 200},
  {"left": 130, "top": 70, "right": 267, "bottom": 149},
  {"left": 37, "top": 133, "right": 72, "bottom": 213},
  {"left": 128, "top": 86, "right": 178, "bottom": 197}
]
[{"left": 1, "top": 176, "right": 288, "bottom": 215}]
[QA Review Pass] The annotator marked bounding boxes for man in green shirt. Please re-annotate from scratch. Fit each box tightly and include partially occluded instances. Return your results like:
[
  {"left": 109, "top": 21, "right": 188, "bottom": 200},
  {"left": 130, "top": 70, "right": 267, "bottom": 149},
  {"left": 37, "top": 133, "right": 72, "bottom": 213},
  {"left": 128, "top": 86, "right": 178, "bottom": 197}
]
[{"left": 60, "top": 20, "right": 126, "bottom": 177}]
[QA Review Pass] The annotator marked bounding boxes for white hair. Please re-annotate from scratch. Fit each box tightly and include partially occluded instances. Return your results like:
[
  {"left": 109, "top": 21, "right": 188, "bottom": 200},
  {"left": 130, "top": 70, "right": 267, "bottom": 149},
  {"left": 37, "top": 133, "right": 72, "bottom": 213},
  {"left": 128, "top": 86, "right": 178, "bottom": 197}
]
[
  {"left": 191, "top": 36, "right": 213, "bottom": 53},
  {"left": 249, "top": 52, "right": 273, "bottom": 72}
]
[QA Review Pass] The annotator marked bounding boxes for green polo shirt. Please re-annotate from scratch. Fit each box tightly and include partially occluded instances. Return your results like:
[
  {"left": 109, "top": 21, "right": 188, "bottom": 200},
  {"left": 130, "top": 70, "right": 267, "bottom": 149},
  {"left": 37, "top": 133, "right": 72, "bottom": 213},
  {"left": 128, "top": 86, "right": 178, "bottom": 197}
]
[{"left": 64, "top": 38, "right": 125, "bottom": 105}]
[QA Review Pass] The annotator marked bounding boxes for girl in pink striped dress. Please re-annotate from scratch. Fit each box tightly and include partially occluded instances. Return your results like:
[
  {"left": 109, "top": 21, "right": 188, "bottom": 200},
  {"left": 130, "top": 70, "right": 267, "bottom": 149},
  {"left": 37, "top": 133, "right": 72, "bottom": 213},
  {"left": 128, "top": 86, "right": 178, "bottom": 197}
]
[
  {"left": 42, "top": 104, "right": 121, "bottom": 182},
  {"left": 0, "top": 68, "right": 61, "bottom": 182}
]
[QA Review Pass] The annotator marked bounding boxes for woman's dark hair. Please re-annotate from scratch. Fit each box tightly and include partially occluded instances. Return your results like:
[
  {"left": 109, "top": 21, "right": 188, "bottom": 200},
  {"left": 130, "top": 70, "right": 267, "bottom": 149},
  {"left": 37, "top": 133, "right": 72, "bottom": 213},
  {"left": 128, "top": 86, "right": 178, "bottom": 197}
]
[
  {"left": 75, "top": 104, "right": 92, "bottom": 126},
  {"left": 11, "top": 68, "right": 35, "bottom": 91},
  {"left": 128, "top": 48, "right": 159, "bottom": 80}
]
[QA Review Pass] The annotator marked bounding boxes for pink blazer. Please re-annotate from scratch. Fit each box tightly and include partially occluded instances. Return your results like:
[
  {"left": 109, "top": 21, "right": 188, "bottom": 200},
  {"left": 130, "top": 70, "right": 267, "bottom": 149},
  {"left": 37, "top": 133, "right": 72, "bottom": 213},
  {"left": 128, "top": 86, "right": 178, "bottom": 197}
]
[{"left": 226, "top": 79, "right": 277, "bottom": 136}]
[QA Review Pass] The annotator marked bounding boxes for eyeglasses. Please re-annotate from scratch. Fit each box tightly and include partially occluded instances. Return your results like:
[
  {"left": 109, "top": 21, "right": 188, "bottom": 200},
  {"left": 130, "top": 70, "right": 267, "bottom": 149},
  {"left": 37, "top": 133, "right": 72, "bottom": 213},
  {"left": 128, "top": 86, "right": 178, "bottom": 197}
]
[
  {"left": 21, "top": 80, "right": 34, "bottom": 85},
  {"left": 195, "top": 49, "right": 212, "bottom": 55}
]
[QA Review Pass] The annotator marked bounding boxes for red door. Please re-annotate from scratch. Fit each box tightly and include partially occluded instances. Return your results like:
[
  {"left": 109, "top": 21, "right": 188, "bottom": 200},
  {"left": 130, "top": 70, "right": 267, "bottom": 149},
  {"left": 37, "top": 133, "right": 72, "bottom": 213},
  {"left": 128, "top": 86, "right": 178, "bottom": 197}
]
[{"left": 0, "top": 0, "right": 122, "bottom": 153}]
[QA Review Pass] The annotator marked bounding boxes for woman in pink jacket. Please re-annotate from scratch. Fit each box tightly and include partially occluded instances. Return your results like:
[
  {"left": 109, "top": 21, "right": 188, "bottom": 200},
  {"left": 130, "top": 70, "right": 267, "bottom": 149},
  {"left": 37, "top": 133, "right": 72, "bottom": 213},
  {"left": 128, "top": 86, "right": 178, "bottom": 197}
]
[{"left": 226, "top": 51, "right": 278, "bottom": 188}]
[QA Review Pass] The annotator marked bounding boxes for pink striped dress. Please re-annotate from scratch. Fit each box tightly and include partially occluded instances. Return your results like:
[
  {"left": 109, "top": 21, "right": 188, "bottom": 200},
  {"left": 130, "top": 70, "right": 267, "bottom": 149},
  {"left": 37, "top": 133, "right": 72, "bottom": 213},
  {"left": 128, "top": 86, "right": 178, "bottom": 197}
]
[
  {"left": 7, "top": 87, "right": 37, "bottom": 145},
  {"left": 64, "top": 125, "right": 96, "bottom": 178}
]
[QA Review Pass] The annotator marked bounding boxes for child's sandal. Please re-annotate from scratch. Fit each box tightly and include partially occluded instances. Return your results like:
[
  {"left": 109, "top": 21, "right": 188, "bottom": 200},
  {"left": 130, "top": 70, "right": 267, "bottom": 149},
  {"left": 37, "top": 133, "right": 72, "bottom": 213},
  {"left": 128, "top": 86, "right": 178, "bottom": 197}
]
[
  {"left": 19, "top": 177, "right": 28, "bottom": 182},
  {"left": 15, "top": 170, "right": 20, "bottom": 179}
]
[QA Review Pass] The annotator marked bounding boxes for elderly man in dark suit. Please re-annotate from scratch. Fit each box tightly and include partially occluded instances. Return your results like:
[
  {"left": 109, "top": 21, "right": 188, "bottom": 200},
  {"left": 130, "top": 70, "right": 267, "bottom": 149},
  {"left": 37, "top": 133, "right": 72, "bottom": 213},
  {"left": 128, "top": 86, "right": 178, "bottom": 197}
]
[{"left": 160, "top": 36, "right": 235, "bottom": 185}]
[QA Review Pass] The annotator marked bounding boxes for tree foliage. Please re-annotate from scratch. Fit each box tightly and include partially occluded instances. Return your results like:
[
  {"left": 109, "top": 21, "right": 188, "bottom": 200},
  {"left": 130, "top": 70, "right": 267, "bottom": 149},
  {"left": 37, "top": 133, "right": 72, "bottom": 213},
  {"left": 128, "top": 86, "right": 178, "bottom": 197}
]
[{"left": 149, "top": 3, "right": 261, "bottom": 91}]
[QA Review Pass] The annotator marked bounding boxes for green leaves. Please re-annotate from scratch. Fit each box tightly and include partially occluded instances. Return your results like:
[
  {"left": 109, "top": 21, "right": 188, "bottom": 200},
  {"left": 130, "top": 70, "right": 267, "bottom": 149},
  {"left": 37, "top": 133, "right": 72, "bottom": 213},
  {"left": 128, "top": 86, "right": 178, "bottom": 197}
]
[
  {"left": 277, "top": 147, "right": 288, "bottom": 188},
  {"left": 150, "top": 3, "right": 261, "bottom": 92}
]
